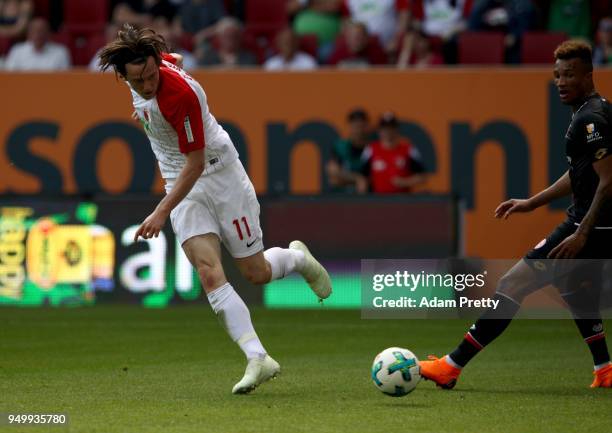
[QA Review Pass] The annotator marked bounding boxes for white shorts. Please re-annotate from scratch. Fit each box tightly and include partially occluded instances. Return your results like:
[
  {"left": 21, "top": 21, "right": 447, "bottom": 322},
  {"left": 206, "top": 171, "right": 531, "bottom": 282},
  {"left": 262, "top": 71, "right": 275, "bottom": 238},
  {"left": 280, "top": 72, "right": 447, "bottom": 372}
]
[{"left": 166, "top": 160, "right": 264, "bottom": 258}]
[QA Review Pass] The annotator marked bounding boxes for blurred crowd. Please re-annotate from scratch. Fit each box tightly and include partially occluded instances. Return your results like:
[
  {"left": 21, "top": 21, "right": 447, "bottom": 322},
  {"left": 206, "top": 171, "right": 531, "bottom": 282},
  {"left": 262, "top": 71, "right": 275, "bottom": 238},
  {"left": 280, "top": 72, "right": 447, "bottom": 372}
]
[
  {"left": 327, "top": 109, "right": 427, "bottom": 195},
  {"left": 0, "top": 0, "right": 611, "bottom": 71}
]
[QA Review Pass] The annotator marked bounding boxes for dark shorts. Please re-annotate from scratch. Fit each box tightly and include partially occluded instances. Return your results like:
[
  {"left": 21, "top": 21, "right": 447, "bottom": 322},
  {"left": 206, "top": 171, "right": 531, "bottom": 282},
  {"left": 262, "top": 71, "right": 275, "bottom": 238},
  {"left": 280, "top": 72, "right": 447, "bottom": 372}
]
[
  {"left": 523, "top": 220, "right": 612, "bottom": 298},
  {"left": 525, "top": 220, "right": 612, "bottom": 260}
]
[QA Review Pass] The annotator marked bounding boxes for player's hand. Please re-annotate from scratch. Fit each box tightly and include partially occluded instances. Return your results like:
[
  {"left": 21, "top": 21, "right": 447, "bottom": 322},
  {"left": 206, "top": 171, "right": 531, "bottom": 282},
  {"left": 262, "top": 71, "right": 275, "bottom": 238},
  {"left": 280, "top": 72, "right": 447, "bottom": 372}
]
[
  {"left": 547, "top": 232, "right": 587, "bottom": 259},
  {"left": 494, "top": 199, "right": 534, "bottom": 219},
  {"left": 134, "top": 209, "right": 169, "bottom": 242},
  {"left": 131, "top": 110, "right": 139, "bottom": 120}
]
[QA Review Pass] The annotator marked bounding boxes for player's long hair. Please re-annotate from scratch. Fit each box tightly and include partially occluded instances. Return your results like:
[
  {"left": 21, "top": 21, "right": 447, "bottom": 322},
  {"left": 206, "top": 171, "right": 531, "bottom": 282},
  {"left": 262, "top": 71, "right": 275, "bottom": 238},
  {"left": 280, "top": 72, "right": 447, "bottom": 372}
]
[{"left": 99, "top": 24, "right": 168, "bottom": 76}]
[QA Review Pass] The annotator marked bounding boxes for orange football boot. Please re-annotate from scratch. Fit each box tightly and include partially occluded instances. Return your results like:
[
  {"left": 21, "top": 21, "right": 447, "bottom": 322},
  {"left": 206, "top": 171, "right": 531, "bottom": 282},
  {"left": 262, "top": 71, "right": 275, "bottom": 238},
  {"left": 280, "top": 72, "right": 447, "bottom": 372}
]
[
  {"left": 419, "top": 355, "right": 461, "bottom": 389},
  {"left": 590, "top": 364, "right": 612, "bottom": 388}
]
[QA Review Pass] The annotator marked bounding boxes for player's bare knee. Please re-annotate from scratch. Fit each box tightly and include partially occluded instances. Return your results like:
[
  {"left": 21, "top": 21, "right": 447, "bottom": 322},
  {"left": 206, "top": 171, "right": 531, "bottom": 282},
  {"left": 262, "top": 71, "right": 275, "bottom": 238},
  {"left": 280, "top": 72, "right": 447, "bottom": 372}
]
[
  {"left": 244, "top": 267, "right": 270, "bottom": 285},
  {"left": 196, "top": 262, "right": 226, "bottom": 292},
  {"left": 239, "top": 260, "right": 270, "bottom": 285}
]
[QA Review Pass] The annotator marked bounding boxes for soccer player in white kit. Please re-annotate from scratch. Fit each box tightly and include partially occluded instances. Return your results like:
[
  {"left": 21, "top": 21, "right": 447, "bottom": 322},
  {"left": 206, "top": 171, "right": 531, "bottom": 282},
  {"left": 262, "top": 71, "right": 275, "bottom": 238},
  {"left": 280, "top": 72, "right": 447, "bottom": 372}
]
[{"left": 99, "top": 25, "right": 332, "bottom": 394}]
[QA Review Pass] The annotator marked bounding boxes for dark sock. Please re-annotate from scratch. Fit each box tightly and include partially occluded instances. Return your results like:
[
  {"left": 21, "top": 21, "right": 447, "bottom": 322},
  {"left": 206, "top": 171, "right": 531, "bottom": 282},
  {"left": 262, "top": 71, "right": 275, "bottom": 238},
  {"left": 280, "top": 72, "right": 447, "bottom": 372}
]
[
  {"left": 579, "top": 321, "right": 611, "bottom": 366},
  {"left": 449, "top": 293, "right": 521, "bottom": 367},
  {"left": 562, "top": 291, "right": 611, "bottom": 367}
]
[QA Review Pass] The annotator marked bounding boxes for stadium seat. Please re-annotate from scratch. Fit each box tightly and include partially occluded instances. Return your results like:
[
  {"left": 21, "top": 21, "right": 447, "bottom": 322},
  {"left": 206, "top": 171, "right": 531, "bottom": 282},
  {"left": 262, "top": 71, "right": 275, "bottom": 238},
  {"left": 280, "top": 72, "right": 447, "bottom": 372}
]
[
  {"left": 245, "top": 0, "right": 288, "bottom": 38},
  {"left": 32, "top": 0, "right": 50, "bottom": 19},
  {"left": 298, "top": 34, "right": 318, "bottom": 58},
  {"left": 521, "top": 32, "right": 567, "bottom": 64},
  {"left": 458, "top": 31, "right": 505, "bottom": 65},
  {"left": 63, "top": 0, "right": 108, "bottom": 34},
  {"left": 328, "top": 34, "right": 387, "bottom": 66},
  {"left": 0, "top": 36, "right": 11, "bottom": 56}
]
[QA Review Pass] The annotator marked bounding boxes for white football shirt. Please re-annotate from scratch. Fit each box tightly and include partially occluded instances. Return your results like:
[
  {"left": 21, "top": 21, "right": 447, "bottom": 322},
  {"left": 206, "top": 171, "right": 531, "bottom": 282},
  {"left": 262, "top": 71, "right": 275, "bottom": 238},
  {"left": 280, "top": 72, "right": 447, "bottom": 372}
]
[{"left": 129, "top": 54, "right": 238, "bottom": 180}]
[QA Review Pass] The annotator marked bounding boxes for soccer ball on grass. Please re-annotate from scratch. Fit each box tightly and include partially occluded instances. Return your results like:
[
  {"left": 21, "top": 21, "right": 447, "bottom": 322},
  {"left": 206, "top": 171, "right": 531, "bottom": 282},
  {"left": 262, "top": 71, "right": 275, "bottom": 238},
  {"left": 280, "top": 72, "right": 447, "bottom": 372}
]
[{"left": 371, "top": 347, "right": 421, "bottom": 396}]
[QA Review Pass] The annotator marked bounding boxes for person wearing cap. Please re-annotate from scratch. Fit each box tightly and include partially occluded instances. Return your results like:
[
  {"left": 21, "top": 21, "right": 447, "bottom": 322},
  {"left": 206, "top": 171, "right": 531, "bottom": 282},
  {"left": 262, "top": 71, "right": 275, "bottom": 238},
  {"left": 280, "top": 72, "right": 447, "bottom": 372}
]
[
  {"left": 593, "top": 17, "right": 612, "bottom": 66},
  {"left": 361, "top": 112, "right": 426, "bottom": 194},
  {"left": 326, "top": 108, "right": 372, "bottom": 193}
]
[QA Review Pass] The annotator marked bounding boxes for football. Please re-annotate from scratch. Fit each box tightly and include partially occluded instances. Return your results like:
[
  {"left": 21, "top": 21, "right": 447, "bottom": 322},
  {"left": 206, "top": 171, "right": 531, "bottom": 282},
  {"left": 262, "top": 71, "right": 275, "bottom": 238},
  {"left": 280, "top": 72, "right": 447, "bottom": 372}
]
[{"left": 371, "top": 347, "right": 421, "bottom": 397}]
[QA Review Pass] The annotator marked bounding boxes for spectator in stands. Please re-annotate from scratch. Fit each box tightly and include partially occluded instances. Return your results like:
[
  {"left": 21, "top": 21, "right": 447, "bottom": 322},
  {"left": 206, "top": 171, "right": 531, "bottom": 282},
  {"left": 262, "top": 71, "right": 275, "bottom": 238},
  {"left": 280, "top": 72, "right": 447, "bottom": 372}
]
[
  {"left": 328, "top": 20, "right": 387, "bottom": 67},
  {"left": 410, "top": 0, "right": 473, "bottom": 64},
  {"left": 264, "top": 28, "right": 317, "bottom": 70},
  {"left": 593, "top": 17, "right": 612, "bottom": 66},
  {"left": 0, "top": 0, "right": 32, "bottom": 39},
  {"left": 362, "top": 112, "right": 426, "bottom": 194},
  {"left": 397, "top": 28, "right": 443, "bottom": 68},
  {"left": 89, "top": 23, "right": 120, "bottom": 72},
  {"left": 197, "top": 17, "right": 257, "bottom": 67},
  {"left": 111, "top": 0, "right": 177, "bottom": 22},
  {"left": 288, "top": 0, "right": 343, "bottom": 61},
  {"left": 178, "top": 0, "right": 226, "bottom": 45},
  {"left": 547, "top": 0, "right": 591, "bottom": 40},
  {"left": 112, "top": 2, "right": 153, "bottom": 27},
  {"left": 4, "top": 17, "right": 70, "bottom": 70},
  {"left": 340, "top": 0, "right": 410, "bottom": 54},
  {"left": 326, "top": 108, "right": 371, "bottom": 193},
  {"left": 468, "top": 0, "right": 537, "bottom": 63},
  {"left": 153, "top": 16, "right": 197, "bottom": 70}
]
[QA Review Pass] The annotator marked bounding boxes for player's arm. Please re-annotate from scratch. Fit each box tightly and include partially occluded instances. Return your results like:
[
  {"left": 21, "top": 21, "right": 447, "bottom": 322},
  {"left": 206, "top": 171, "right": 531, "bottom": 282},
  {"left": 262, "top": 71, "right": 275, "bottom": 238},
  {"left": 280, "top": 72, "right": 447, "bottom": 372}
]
[
  {"left": 134, "top": 81, "right": 205, "bottom": 241},
  {"left": 133, "top": 150, "right": 204, "bottom": 242},
  {"left": 548, "top": 114, "right": 612, "bottom": 259},
  {"left": 575, "top": 156, "right": 612, "bottom": 237},
  {"left": 548, "top": 157, "right": 612, "bottom": 259},
  {"left": 495, "top": 171, "right": 571, "bottom": 219}
]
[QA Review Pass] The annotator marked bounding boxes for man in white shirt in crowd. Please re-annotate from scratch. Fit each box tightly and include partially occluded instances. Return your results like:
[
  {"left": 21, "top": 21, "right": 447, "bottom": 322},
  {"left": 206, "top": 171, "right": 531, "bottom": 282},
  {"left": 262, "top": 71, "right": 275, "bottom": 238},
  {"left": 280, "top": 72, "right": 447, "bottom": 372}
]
[
  {"left": 264, "top": 28, "right": 317, "bottom": 71},
  {"left": 5, "top": 17, "right": 71, "bottom": 71}
]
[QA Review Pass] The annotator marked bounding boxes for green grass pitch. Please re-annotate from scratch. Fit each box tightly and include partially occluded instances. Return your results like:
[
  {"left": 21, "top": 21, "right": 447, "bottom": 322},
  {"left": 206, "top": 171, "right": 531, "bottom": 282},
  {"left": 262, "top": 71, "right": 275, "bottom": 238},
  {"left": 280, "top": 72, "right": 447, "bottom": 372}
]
[{"left": 1, "top": 307, "right": 611, "bottom": 433}]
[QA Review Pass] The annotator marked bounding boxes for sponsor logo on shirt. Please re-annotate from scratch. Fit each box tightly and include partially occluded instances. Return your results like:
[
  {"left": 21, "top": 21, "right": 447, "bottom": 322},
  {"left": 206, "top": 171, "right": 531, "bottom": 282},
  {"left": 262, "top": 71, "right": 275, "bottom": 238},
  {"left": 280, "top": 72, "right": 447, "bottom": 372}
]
[
  {"left": 595, "top": 148, "right": 608, "bottom": 160},
  {"left": 586, "top": 123, "right": 602, "bottom": 143},
  {"left": 184, "top": 116, "right": 194, "bottom": 143}
]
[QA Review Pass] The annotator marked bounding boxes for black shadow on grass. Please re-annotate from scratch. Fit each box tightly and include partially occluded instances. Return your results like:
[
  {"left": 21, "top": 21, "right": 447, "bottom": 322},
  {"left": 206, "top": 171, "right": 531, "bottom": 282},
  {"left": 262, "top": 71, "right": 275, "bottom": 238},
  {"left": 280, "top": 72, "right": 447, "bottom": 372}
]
[
  {"left": 444, "top": 386, "right": 612, "bottom": 398},
  {"left": 375, "top": 402, "right": 430, "bottom": 409}
]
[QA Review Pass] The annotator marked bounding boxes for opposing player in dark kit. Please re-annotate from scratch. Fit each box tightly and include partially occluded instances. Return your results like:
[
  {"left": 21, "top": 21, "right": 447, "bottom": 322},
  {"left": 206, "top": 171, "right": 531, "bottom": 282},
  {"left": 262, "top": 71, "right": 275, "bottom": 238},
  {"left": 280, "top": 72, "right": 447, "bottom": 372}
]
[{"left": 420, "top": 40, "right": 612, "bottom": 389}]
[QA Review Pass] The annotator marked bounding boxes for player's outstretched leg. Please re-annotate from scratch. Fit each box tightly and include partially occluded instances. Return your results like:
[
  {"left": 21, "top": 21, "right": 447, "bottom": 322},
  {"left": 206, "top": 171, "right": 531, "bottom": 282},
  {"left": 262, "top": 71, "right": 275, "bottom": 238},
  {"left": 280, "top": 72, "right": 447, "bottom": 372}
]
[
  {"left": 261, "top": 241, "right": 332, "bottom": 300},
  {"left": 183, "top": 234, "right": 280, "bottom": 394},
  {"left": 560, "top": 284, "right": 612, "bottom": 388},
  {"left": 288, "top": 241, "right": 332, "bottom": 300},
  {"left": 421, "top": 260, "right": 536, "bottom": 389}
]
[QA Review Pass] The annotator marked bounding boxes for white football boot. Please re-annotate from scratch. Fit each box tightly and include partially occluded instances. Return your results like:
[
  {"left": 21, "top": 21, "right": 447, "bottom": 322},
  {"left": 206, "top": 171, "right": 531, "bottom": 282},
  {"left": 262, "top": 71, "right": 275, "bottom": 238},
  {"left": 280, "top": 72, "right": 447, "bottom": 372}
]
[
  {"left": 232, "top": 355, "right": 281, "bottom": 395},
  {"left": 289, "top": 240, "right": 332, "bottom": 300}
]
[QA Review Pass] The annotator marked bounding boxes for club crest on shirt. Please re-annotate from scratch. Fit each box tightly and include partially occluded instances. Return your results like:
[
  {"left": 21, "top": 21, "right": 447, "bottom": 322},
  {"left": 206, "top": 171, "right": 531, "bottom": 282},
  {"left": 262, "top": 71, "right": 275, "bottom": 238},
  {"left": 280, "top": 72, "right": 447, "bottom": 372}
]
[
  {"left": 140, "top": 109, "right": 151, "bottom": 134},
  {"left": 586, "top": 123, "right": 595, "bottom": 134},
  {"left": 595, "top": 148, "right": 608, "bottom": 160}
]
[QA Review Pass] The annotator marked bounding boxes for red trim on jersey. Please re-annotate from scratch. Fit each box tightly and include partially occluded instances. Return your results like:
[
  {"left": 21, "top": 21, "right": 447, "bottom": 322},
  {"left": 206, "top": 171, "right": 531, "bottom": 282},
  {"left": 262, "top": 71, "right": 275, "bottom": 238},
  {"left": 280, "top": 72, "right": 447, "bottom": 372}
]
[
  {"left": 156, "top": 64, "right": 205, "bottom": 154},
  {"left": 585, "top": 333, "right": 606, "bottom": 344},
  {"left": 161, "top": 53, "right": 178, "bottom": 65},
  {"left": 465, "top": 332, "right": 483, "bottom": 350},
  {"left": 396, "top": 0, "right": 409, "bottom": 10}
]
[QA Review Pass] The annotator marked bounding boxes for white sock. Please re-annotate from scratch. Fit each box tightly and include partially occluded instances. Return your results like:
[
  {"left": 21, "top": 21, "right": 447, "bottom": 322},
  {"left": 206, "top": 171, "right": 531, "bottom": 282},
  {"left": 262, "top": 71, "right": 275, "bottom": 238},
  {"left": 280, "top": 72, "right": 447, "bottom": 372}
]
[
  {"left": 445, "top": 355, "right": 463, "bottom": 369},
  {"left": 263, "top": 247, "right": 305, "bottom": 281},
  {"left": 594, "top": 361, "right": 611, "bottom": 371},
  {"left": 206, "top": 282, "right": 266, "bottom": 360}
]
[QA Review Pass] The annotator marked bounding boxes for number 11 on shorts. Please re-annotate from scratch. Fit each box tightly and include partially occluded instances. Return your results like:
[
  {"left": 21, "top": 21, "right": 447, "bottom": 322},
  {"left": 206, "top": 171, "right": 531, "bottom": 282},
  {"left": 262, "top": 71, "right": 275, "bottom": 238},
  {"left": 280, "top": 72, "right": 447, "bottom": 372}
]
[{"left": 232, "top": 217, "right": 251, "bottom": 240}]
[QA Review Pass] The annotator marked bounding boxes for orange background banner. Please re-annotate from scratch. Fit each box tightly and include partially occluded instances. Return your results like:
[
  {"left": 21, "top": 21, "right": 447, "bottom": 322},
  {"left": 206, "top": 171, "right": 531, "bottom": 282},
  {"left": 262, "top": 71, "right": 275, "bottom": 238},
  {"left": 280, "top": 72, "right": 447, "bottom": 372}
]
[{"left": 1, "top": 69, "right": 611, "bottom": 259}]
